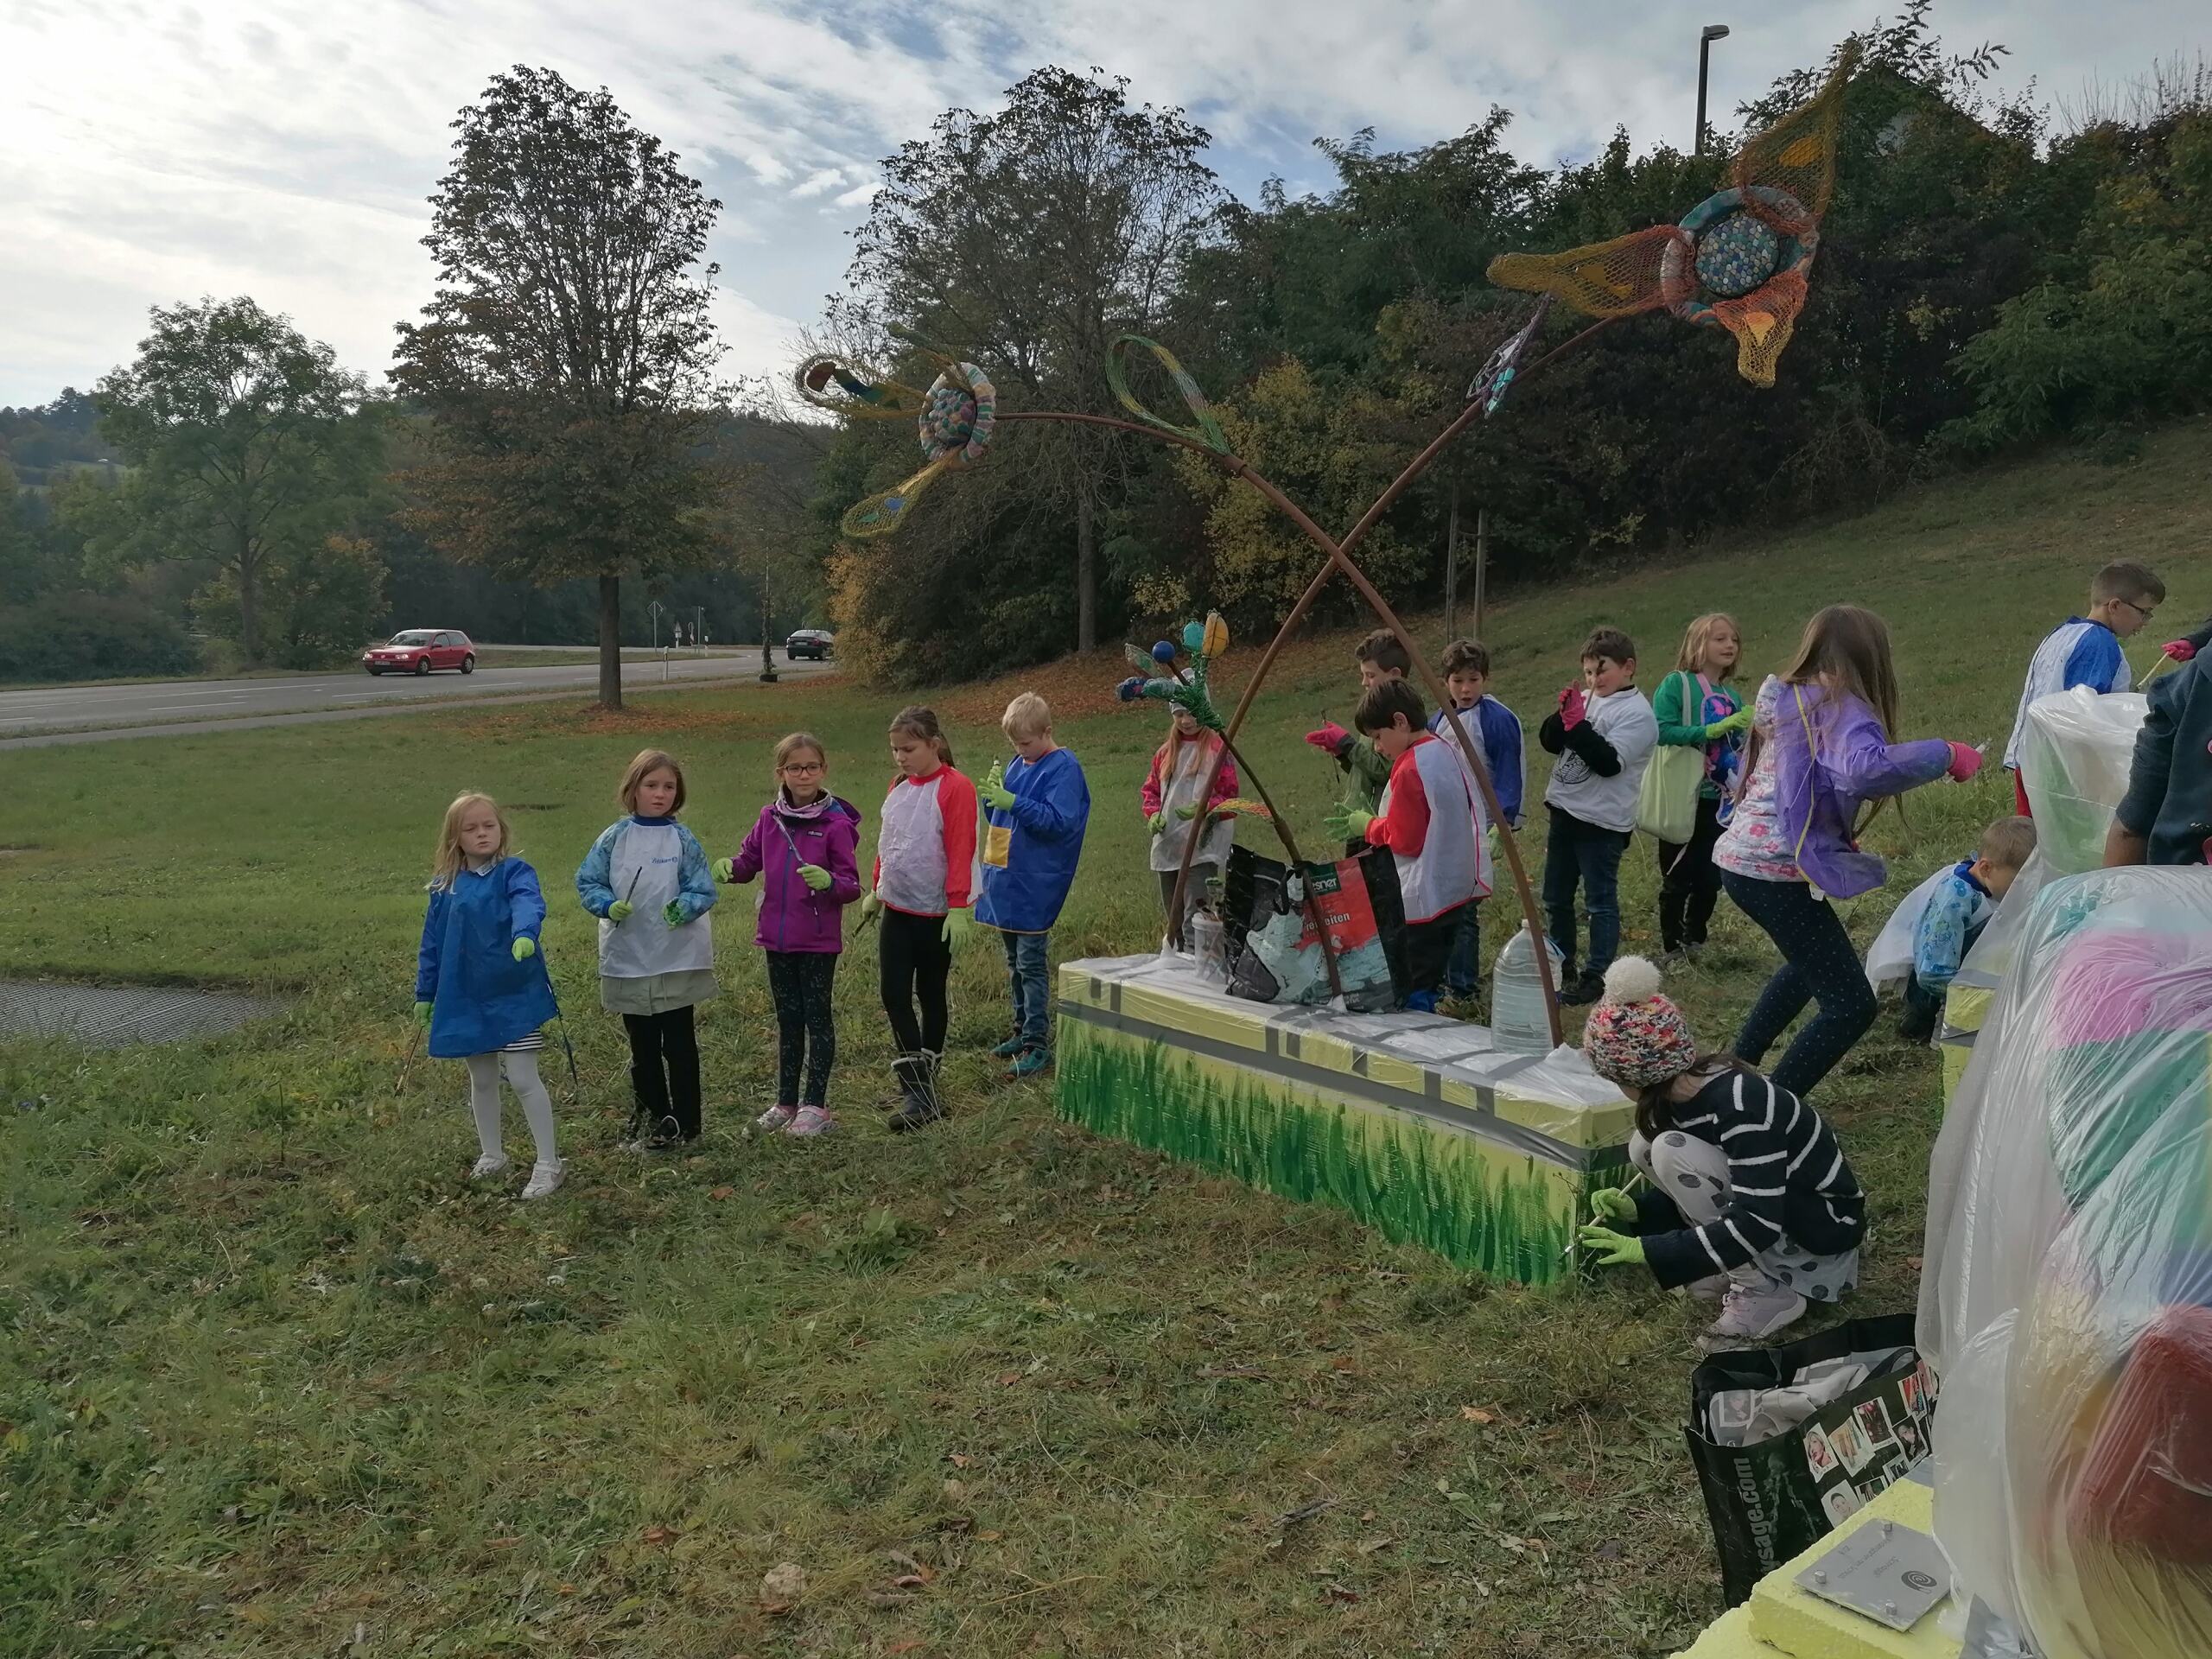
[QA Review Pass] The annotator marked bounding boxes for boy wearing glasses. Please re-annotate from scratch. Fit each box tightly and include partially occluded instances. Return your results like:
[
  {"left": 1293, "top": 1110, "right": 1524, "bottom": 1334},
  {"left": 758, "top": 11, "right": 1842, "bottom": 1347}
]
[{"left": 2003, "top": 561, "right": 2165, "bottom": 817}]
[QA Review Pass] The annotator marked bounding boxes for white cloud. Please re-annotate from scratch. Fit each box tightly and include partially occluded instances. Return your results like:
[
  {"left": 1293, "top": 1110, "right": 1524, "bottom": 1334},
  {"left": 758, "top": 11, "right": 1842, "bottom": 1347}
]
[
  {"left": 3, "top": 0, "right": 2204, "bottom": 404},
  {"left": 789, "top": 166, "right": 846, "bottom": 199}
]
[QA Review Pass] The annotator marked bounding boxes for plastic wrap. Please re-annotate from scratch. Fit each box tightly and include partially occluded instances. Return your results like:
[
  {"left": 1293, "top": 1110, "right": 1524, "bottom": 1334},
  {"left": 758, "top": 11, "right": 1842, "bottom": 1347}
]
[
  {"left": 1955, "top": 688, "right": 2145, "bottom": 996},
  {"left": 1919, "top": 867, "right": 2212, "bottom": 1656}
]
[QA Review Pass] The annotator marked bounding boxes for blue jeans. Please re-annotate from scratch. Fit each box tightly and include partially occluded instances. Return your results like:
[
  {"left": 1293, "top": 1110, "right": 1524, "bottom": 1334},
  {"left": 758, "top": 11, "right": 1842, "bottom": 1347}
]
[
  {"left": 1446, "top": 899, "right": 1482, "bottom": 996},
  {"left": 1720, "top": 871, "right": 1878, "bottom": 1098},
  {"left": 1001, "top": 930, "right": 1052, "bottom": 1051},
  {"left": 1542, "top": 806, "right": 1630, "bottom": 985}
]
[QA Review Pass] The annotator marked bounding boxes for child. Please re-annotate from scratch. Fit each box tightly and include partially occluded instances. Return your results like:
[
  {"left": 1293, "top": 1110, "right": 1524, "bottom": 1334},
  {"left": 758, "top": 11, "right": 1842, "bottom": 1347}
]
[
  {"left": 1304, "top": 626, "right": 1408, "bottom": 812},
  {"left": 2004, "top": 560, "right": 2164, "bottom": 817},
  {"left": 1889, "top": 815, "right": 2036, "bottom": 1040},
  {"left": 1575, "top": 957, "right": 1867, "bottom": 1346},
  {"left": 1651, "top": 613, "right": 1754, "bottom": 959},
  {"left": 1537, "top": 627, "right": 1659, "bottom": 1004},
  {"left": 1332, "top": 678, "right": 1489, "bottom": 1013},
  {"left": 976, "top": 693, "right": 1092, "bottom": 1078},
  {"left": 715, "top": 733, "right": 862, "bottom": 1137},
  {"left": 1143, "top": 704, "right": 1241, "bottom": 936},
  {"left": 576, "top": 749, "right": 718, "bottom": 1149},
  {"left": 414, "top": 791, "right": 564, "bottom": 1198},
  {"left": 1713, "top": 605, "right": 1981, "bottom": 1098},
  {"left": 1431, "top": 637, "right": 1522, "bottom": 1009},
  {"left": 860, "top": 706, "right": 978, "bottom": 1132}
]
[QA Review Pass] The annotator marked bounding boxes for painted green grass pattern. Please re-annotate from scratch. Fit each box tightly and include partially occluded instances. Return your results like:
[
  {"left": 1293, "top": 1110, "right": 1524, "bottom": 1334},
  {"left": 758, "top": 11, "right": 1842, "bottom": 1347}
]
[{"left": 1059, "top": 1018, "right": 1580, "bottom": 1282}]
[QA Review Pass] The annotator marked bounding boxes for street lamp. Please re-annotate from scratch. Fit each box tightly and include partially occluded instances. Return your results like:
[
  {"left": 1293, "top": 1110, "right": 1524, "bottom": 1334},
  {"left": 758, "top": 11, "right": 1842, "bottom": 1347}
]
[{"left": 1696, "top": 23, "right": 1731, "bottom": 158}]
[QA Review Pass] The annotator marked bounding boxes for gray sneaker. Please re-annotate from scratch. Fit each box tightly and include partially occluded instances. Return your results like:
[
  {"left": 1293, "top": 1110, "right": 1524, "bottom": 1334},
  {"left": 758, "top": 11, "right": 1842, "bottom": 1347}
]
[{"left": 1699, "top": 1281, "right": 1807, "bottom": 1351}]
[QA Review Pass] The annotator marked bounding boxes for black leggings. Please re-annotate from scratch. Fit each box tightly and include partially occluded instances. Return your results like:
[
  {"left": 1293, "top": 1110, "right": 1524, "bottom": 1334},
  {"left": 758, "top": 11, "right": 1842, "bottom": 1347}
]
[
  {"left": 622, "top": 1005, "right": 701, "bottom": 1138},
  {"left": 766, "top": 950, "right": 838, "bottom": 1107},
  {"left": 1721, "top": 871, "right": 1877, "bottom": 1098},
  {"left": 879, "top": 907, "right": 950, "bottom": 1057},
  {"left": 1658, "top": 795, "right": 1726, "bottom": 951}
]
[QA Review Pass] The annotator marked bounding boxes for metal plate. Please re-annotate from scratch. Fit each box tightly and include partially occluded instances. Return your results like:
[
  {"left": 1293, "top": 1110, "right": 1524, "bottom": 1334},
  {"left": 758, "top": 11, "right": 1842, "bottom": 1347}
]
[{"left": 1794, "top": 1518, "right": 1953, "bottom": 1631}]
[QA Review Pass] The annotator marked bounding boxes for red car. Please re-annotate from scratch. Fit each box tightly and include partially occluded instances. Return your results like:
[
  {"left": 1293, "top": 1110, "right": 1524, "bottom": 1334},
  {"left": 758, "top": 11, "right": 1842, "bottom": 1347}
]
[{"left": 362, "top": 629, "right": 476, "bottom": 676}]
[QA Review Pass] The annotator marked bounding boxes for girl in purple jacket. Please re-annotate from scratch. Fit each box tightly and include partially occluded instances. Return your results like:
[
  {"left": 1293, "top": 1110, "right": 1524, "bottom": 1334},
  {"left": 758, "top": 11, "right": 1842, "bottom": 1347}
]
[
  {"left": 714, "top": 733, "right": 863, "bottom": 1136},
  {"left": 1713, "top": 606, "right": 1983, "bottom": 1096}
]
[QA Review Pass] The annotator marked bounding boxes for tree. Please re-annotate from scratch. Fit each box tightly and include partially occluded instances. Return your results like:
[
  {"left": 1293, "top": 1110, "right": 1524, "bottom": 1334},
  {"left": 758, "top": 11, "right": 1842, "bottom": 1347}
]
[
  {"left": 846, "top": 67, "right": 1221, "bottom": 652},
  {"left": 92, "top": 297, "right": 372, "bottom": 660},
  {"left": 392, "top": 65, "right": 729, "bottom": 709}
]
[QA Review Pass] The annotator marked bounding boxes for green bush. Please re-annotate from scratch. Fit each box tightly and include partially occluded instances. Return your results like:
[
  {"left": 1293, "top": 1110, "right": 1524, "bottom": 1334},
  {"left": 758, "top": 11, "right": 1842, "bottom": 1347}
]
[{"left": 0, "top": 591, "right": 200, "bottom": 682}]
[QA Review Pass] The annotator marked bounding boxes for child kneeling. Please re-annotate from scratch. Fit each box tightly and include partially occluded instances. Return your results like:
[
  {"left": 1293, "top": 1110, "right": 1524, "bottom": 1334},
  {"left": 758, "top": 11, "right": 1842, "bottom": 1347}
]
[{"left": 1576, "top": 958, "right": 1867, "bottom": 1347}]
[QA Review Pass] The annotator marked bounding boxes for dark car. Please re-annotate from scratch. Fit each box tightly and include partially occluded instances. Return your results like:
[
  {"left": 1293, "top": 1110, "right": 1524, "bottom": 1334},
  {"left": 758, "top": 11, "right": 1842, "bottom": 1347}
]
[
  {"left": 785, "top": 629, "right": 835, "bottom": 661},
  {"left": 363, "top": 629, "right": 476, "bottom": 676}
]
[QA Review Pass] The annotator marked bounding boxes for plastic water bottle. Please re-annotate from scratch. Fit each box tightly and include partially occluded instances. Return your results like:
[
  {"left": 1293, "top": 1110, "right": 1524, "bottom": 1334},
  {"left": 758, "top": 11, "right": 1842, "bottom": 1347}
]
[{"left": 1491, "top": 923, "right": 1563, "bottom": 1054}]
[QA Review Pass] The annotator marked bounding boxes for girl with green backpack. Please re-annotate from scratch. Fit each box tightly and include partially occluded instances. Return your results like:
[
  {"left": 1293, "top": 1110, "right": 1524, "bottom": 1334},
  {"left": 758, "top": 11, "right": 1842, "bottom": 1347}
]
[{"left": 1641, "top": 613, "right": 1754, "bottom": 959}]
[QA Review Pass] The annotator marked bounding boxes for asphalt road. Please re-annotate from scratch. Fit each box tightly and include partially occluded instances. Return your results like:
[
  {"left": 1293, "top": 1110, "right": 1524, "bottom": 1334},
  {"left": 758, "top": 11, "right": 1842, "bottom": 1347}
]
[{"left": 0, "top": 652, "right": 836, "bottom": 749}]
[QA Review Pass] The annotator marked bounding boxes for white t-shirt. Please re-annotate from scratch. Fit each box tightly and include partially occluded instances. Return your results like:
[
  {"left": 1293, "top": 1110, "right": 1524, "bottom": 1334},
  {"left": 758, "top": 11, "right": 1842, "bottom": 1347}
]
[{"left": 1543, "top": 687, "right": 1658, "bottom": 835}]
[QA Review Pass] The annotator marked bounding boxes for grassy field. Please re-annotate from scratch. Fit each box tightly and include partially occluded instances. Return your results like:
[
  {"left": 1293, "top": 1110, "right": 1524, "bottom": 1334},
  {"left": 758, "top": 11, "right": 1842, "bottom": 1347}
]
[{"left": 3, "top": 425, "right": 2207, "bottom": 1657}]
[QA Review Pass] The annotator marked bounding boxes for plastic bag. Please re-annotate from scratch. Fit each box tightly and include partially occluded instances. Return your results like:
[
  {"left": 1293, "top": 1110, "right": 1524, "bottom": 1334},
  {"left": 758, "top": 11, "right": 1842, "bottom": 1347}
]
[{"left": 1918, "top": 867, "right": 2212, "bottom": 1657}]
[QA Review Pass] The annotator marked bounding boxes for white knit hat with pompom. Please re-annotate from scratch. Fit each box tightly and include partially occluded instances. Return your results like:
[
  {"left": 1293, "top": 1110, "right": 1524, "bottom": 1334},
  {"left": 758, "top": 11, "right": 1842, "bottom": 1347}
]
[{"left": 1581, "top": 956, "right": 1700, "bottom": 1090}]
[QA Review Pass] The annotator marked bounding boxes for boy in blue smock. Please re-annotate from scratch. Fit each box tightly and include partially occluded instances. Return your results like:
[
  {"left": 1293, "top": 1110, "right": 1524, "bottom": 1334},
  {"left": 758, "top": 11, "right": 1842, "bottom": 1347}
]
[{"left": 976, "top": 692, "right": 1090, "bottom": 1077}]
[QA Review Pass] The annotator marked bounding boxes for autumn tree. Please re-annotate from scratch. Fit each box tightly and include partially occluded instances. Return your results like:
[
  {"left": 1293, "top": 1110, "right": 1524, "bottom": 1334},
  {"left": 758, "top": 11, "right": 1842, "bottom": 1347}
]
[
  {"left": 845, "top": 67, "right": 1220, "bottom": 652},
  {"left": 392, "top": 65, "right": 728, "bottom": 708},
  {"left": 93, "top": 297, "right": 373, "bottom": 660}
]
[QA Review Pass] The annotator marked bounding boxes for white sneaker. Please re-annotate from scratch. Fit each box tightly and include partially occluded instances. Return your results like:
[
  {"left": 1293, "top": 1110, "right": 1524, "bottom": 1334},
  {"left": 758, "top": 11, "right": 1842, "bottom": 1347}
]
[
  {"left": 755, "top": 1103, "right": 797, "bottom": 1132},
  {"left": 784, "top": 1105, "right": 836, "bottom": 1138},
  {"left": 519, "top": 1160, "right": 565, "bottom": 1200},
  {"left": 1700, "top": 1281, "right": 1808, "bottom": 1351},
  {"left": 469, "top": 1153, "right": 512, "bottom": 1180}
]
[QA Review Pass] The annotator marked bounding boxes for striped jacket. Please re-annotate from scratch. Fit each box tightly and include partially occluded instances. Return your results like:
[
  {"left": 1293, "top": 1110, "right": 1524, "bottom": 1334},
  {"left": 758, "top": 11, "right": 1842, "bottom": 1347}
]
[{"left": 1634, "top": 1066, "right": 1866, "bottom": 1290}]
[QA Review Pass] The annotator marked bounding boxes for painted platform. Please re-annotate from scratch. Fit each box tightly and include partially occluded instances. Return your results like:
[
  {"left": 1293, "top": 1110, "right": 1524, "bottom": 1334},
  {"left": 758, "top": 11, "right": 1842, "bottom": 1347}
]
[
  {"left": 1673, "top": 1478, "right": 1968, "bottom": 1659},
  {"left": 1054, "top": 953, "right": 1634, "bottom": 1284}
]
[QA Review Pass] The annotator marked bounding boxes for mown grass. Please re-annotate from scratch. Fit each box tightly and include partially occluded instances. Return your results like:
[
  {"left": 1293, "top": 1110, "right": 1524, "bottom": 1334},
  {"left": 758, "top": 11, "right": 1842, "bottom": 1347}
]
[{"left": 2, "top": 425, "right": 2208, "bottom": 1657}]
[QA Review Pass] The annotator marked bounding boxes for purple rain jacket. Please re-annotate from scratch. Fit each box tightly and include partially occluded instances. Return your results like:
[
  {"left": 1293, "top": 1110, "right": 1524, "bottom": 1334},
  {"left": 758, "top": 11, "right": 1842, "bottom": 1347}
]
[
  {"left": 727, "top": 792, "right": 863, "bottom": 953},
  {"left": 1760, "top": 677, "right": 1954, "bottom": 900}
]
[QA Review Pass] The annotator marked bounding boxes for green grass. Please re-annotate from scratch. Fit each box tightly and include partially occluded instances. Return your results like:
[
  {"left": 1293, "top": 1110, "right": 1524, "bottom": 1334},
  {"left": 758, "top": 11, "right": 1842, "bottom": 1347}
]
[{"left": 2, "top": 426, "right": 2209, "bottom": 1656}]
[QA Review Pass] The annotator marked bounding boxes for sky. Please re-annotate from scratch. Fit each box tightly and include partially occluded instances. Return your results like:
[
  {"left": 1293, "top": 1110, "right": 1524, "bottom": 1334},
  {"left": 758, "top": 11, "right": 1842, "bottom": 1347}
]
[{"left": 3, "top": 1, "right": 2205, "bottom": 409}]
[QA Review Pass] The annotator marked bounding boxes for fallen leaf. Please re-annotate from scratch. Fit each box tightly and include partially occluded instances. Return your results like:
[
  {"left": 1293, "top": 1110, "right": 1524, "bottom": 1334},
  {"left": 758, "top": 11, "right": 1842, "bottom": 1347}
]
[
  {"left": 892, "top": 1574, "right": 929, "bottom": 1590},
  {"left": 864, "top": 1589, "right": 915, "bottom": 1610},
  {"left": 978, "top": 1530, "right": 1004, "bottom": 1542},
  {"left": 485, "top": 1536, "right": 521, "bottom": 1550},
  {"left": 943, "top": 1478, "right": 967, "bottom": 1502},
  {"left": 1318, "top": 1582, "right": 1361, "bottom": 1605},
  {"left": 642, "top": 1525, "right": 677, "bottom": 1547},
  {"left": 887, "top": 1552, "right": 936, "bottom": 1583},
  {"left": 709, "top": 1185, "right": 734, "bottom": 1200},
  {"left": 997, "top": 1371, "right": 1022, "bottom": 1388},
  {"left": 1357, "top": 1536, "right": 1399, "bottom": 1555},
  {"left": 1330, "top": 1355, "right": 1357, "bottom": 1372},
  {"left": 556, "top": 1583, "right": 575, "bottom": 1595},
  {"left": 1593, "top": 1540, "right": 1624, "bottom": 1563},
  {"left": 888, "top": 1643, "right": 928, "bottom": 1656},
  {"left": 1459, "top": 1406, "right": 1496, "bottom": 1425},
  {"left": 1906, "top": 1255, "right": 1924, "bottom": 1272},
  {"left": 947, "top": 1452, "right": 972, "bottom": 1469}
]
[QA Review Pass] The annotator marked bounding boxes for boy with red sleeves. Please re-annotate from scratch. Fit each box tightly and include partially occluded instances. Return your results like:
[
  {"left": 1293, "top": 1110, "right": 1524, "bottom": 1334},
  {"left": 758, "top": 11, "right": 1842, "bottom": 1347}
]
[{"left": 1328, "top": 678, "right": 1491, "bottom": 1013}]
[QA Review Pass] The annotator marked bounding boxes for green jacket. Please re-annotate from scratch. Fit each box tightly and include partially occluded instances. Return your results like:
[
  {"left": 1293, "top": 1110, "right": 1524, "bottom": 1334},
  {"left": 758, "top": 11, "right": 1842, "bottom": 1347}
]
[
  {"left": 1340, "top": 734, "right": 1394, "bottom": 813},
  {"left": 1652, "top": 671, "right": 1744, "bottom": 801}
]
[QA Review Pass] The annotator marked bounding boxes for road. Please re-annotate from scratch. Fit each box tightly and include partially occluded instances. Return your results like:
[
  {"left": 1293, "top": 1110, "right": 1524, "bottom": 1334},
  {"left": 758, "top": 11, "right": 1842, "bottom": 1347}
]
[{"left": 0, "top": 652, "right": 836, "bottom": 749}]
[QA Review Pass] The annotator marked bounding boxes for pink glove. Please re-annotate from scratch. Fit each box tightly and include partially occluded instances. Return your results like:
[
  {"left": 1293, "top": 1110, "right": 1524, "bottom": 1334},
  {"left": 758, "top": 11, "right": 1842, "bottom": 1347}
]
[
  {"left": 1558, "top": 685, "right": 1587, "bottom": 731},
  {"left": 2164, "top": 639, "right": 2196, "bottom": 662},
  {"left": 1305, "top": 721, "right": 1351, "bottom": 756},
  {"left": 1947, "top": 742, "right": 1984, "bottom": 783}
]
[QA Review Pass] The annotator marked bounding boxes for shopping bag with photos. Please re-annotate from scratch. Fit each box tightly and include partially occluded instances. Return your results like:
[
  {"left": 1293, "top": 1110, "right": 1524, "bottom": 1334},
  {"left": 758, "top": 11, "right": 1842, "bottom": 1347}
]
[{"left": 1684, "top": 1313, "right": 1937, "bottom": 1605}]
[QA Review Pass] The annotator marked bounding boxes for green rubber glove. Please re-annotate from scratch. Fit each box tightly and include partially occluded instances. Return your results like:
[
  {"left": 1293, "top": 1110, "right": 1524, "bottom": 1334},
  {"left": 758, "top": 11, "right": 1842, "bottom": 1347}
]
[
  {"left": 1324, "top": 805, "right": 1376, "bottom": 842},
  {"left": 1146, "top": 810, "right": 1167, "bottom": 835},
  {"left": 607, "top": 899, "right": 634, "bottom": 924},
  {"left": 1706, "top": 708, "right": 1755, "bottom": 739},
  {"left": 942, "top": 906, "right": 976, "bottom": 947},
  {"left": 979, "top": 776, "right": 1015, "bottom": 810},
  {"left": 798, "top": 863, "right": 832, "bottom": 892},
  {"left": 712, "top": 856, "right": 735, "bottom": 883},
  {"left": 414, "top": 1000, "right": 433, "bottom": 1029},
  {"left": 1173, "top": 802, "right": 1200, "bottom": 821},
  {"left": 1576, "top": 1225, "right": 1646, "bottom": 1268},
  {"left": 1588, "top": 1187, "right": 1638, "bottom": 1224},
  {"left": 663, "top": 900, "right": 687, "bottom": 928},
  {"left": 861, "top": 890, "right": 882, "bottom": 920},
  {"left": 510, "top": 936, "right": 536, "bottom": 963}
]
